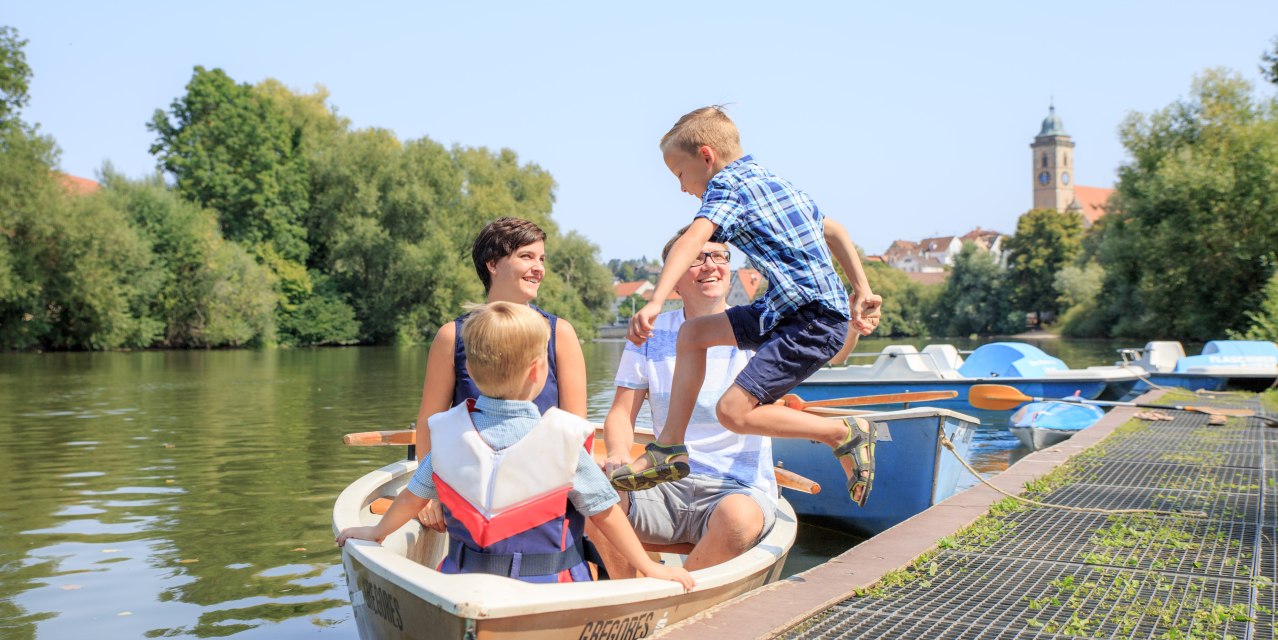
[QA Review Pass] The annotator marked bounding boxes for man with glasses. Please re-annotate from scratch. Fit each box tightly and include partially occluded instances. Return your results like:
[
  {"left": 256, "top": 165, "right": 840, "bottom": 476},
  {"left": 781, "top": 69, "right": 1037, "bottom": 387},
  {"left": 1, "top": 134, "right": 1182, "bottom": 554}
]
[{"left": 595, "top": 227, "right": 777, "bottom": 574}]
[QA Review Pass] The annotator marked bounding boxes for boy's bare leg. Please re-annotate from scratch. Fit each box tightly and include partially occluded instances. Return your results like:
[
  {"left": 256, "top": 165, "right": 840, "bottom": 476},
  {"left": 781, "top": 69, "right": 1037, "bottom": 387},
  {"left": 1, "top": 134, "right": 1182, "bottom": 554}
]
[
  {"left": 718, "top": 385, "right": 874, "bottom": 503},
  {"left": 716, "top": 385, "right": 847, "bottom": 444},
  {"left": 620, "top": 313, "right": 737, "bottom": 476}
]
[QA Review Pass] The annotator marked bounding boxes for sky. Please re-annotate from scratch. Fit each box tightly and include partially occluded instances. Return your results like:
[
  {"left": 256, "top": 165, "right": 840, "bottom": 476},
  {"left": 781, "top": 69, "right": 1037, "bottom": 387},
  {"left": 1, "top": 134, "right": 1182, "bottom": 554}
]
[{"left": 8, "top": 2, "right": 1278, "bottom": 263}]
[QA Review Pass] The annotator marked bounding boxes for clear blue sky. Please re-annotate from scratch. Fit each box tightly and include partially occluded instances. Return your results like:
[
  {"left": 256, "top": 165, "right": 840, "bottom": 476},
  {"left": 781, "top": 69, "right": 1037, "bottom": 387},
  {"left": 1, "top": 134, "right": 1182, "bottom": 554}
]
[{"left": 8, "top": 2, "right": 1278, "bottom": 262}]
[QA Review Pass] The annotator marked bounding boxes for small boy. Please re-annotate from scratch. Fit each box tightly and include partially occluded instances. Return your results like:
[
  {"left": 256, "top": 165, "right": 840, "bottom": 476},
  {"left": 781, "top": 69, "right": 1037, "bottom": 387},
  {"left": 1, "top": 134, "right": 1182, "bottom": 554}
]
[
  {"left": 337, "top": 302, "right": 694, "bottom": 589},
  {"left": 611, "top": 106, "right": 883, "bottom": 507}
]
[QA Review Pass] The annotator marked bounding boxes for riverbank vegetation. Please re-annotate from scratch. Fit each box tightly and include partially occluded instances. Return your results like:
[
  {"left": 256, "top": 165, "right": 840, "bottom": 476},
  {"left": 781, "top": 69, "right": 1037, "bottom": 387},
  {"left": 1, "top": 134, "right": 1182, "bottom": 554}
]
[
  {"left": 3, "top": 27, "right": 1277, "bottom": 349},
  {"left": 0, "top": 29, "right": 613, "bottom": 349}
]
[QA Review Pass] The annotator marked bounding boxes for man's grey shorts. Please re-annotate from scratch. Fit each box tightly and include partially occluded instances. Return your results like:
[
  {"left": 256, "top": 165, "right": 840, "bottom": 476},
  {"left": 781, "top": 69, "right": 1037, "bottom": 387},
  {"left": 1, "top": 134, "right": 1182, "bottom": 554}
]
[{"left": 624, "top": 475, "right": 776, "bottom": 546}]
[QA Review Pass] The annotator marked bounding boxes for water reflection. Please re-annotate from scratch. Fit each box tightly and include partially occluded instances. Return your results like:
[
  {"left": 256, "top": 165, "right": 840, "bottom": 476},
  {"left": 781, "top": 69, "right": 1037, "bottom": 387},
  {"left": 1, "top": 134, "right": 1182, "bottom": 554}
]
[{"left": 0, "top": 339, "right": 1128, "bottom": 638}]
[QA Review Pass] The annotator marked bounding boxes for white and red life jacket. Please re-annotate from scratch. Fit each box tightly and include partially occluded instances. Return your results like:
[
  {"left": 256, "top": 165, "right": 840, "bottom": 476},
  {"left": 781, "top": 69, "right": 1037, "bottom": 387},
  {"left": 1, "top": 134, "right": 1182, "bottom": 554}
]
[{"left": 429, "top": 400, "right": 596, "bottom": 583}]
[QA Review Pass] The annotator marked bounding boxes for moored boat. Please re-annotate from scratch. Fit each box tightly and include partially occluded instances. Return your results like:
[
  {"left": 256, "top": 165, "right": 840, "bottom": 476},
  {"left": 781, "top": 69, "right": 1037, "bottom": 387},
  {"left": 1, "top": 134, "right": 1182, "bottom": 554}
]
[
  {"left": 1008, "top": 401, "right": 1106, "bottom": 450},
  {"left": 333, "top": 458, "right": 797, "bottom": 640},
  {"left": 798, "top": 342, "right": 1138, "bottom": 406},
  {"left": 1119, "top": 340, "right": 1278, "bottom": 392},
  {"left": 769, "top": 406, "right": 979, "bottom": 538}
]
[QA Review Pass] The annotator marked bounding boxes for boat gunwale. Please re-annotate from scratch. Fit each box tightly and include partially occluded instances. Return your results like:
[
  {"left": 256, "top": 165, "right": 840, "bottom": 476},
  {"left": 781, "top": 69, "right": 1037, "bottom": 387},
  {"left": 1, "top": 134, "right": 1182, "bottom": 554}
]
[{"left": 333, "top": 460, "right": 798, "bottom": 620}]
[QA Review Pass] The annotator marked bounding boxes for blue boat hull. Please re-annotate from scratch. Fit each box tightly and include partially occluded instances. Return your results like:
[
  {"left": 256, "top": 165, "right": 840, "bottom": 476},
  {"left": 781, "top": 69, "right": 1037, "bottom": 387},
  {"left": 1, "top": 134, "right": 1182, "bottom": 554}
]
[
  {"left": 771, "top": 408, "right": 978, "bottom": 537},
  {"left": 1009, "top": 401, "right": 1106, "bottom": 450},
  {"left": 795, "top": 379, "right": 1111, "bottom": 408}
]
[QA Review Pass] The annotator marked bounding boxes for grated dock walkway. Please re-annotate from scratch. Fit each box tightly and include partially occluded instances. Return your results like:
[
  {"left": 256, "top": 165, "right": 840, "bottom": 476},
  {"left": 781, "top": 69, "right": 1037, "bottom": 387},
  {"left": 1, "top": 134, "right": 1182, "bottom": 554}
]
[{"left": 659, "top": 393, "right": 1276, "bottom": 640}]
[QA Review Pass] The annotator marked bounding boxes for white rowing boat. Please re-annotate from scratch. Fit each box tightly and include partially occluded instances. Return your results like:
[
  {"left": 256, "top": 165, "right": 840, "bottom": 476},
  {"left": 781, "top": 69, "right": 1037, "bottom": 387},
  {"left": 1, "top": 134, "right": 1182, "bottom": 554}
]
[{"left": 333, "top": 458, "right": 797, "bottom": 640}]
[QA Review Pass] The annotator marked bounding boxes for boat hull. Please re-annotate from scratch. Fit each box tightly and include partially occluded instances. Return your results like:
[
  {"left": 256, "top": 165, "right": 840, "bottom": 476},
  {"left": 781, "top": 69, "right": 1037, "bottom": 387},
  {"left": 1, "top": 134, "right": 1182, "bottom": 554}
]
[
  {"left": 770, "top": 408, "right": 978, "bottom": 538},
  {"left": 796, "top": 377, "right": 1112, "bottom": 406},
  {"left": 334, "top": 461, "right": 796, "bottom": 640}
]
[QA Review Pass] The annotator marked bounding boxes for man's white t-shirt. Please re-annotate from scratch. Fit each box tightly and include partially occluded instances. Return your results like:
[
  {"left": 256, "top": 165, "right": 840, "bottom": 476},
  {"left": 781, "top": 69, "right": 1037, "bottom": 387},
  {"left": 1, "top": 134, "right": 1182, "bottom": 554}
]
[{"left": 613, "top": 309, "right": 777, "bottom": 502}]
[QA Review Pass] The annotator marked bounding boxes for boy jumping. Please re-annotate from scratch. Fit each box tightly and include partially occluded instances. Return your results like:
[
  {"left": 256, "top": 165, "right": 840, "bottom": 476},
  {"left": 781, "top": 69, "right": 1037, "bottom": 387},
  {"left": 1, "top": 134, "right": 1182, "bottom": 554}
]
[
  {"left": 338, "top": 302, "right": 694, "bottom": 589},
  {"left": 610, "top": 106, "right": 883, "bottom": 507}
]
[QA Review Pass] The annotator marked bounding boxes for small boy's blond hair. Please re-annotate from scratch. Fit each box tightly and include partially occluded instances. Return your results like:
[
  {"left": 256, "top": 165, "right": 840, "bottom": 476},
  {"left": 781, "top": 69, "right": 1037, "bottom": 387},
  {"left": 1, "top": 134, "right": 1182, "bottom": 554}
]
[
  {"left": 461, "top": 302, "right": 550, "bottom": 399},
  {"left": 660, "top": 106, "right": 743, "bottom": 159}
]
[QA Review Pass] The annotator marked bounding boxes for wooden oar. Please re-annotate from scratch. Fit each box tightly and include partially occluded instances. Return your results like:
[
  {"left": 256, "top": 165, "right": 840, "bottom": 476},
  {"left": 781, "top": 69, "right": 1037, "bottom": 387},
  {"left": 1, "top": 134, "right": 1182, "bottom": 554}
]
[
  {"left": 968, "top": 384, "right": 1275, "bottom": 425},
  {"left": 777, "top": 389, "right": 958, "bottom": 410},
  {"left": 342, "top": 429, "right": 824, "bottom": 494}
]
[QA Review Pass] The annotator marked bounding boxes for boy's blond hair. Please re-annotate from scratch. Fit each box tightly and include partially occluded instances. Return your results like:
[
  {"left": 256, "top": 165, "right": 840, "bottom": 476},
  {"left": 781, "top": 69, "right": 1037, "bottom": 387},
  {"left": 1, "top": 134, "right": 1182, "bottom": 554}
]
[
  {"left": 660, "top": 106, "right": 743, "bottom": 159},
  {"left": 461, "top": 302, "right": 550, "bottom": 399}
]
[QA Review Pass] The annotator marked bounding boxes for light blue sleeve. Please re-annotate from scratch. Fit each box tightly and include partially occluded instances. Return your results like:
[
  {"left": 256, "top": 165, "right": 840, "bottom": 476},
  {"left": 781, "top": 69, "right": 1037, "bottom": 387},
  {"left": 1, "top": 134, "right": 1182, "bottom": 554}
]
[
  {"left": 568, "top": 449, "right": 619, "bottom": 517},
  {"left": 405, "top": 454, "right": 438, "bottom": 500}
]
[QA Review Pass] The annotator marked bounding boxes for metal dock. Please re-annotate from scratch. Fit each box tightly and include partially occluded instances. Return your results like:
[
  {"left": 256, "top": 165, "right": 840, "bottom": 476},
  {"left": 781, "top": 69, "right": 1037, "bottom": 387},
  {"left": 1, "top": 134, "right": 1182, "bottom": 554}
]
[{"left": 658, "top": 391, "right": 1276, "bottom": 639}]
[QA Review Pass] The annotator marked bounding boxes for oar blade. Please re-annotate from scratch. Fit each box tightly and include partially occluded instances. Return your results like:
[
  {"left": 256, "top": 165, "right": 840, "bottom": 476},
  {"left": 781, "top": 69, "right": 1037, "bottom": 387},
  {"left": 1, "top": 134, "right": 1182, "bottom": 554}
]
[
  {"left": 343, "top": 430, "right": 416, "bottom": 446},
  {"left": 968, "top": 384, "right": 1034, "bottom": 410}
]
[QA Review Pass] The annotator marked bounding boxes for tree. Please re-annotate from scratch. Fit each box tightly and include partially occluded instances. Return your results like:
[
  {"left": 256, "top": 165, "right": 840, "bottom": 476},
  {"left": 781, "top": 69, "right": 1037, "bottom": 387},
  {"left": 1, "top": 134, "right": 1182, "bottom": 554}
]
[
  {"left": 149, "top": 66, "right": 310, "bottom": 262},
  {"left": 540, "top": 231, "right": 615, "bottom": 337},
  {"left": 862, "top": 262, "right": 938, "bottom": 337},
  {"left": 930, "top": 243, "right": 1023, "bottom": 336},
  {"left": 1004, "top": 208, "right": 1083, "bottom": 324},
  {"left": 1096, "top": 69, "right": 1278, "bottom": 339},
  {"left": 0, "top": 26, "right": 31, "bottom": 131},
  {"left": 1263, "top": 36, "right": 1278, "bottom": 87},
  {"left": 101, "top": 171, "right": 279, "bottom": 347},
  {"left": 1230, "top": 272, "right": 1278, "bottom": 341}
]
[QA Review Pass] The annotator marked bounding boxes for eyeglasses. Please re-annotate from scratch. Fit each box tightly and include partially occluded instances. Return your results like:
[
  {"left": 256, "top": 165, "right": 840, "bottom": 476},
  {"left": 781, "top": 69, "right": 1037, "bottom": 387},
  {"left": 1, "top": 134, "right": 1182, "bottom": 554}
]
[{"left": 690, "top": 250, "right": 731, "bottom": 267}]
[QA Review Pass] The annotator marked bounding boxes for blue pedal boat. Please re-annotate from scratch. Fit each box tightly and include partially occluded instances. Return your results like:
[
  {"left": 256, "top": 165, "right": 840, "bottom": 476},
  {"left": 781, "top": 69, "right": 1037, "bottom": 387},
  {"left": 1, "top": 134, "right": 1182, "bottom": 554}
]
[
  {"left": 1008, "top": 401, "right": 1106, "bottom": 450},
  {"left": 1119, "top": 340, "right": 1278, "bottom": 392},
  {"left": 770, "top": 407, "right": 979, "bottom": 538},
  {"left": 798, "top": 342, "right": 1138, "bottom": 407}
]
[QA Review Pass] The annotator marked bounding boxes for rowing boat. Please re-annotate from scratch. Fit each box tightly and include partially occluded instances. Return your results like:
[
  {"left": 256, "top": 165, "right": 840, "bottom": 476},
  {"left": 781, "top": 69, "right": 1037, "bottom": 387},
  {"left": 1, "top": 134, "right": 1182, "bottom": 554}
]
[{"left": 333, "top": 458, "right": 797, "bottom": 640}]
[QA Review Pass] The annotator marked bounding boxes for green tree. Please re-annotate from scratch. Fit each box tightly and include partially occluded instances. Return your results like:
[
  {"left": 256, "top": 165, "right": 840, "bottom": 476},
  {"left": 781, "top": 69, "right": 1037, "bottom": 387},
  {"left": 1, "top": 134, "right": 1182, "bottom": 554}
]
[
  {"left": 102, "top": 171, "right": 279, "bottom": 347},
  {"left": 862, "top": 262, "right": 939, "bottom": 337},
  {"left": 930, "top": 243, "right": 1023, "bottom": 336},
  {"left": 149, "top": 66, "right": 310, "bottom": 262},
  {"left": 1263, "top": 36, "right": 1278, "bottom": 86},
  {"left": 1097, "top": 69, "right": 1278, "bottom": 339},
  {"left": 1055, "top": 262, "right": 1109, "bottom": 338},
  {"left": 539, "top": 230, "right": 615, "bottom": 337},
  {"left": 1230, "top": 272, "right": 1278, "bottom": 341},
  {"left": 1005, "top": 208, "right": 1083, "bottom": 323},
  {"left": 0, "top": 26, "right": 31, "bottom": 130}
]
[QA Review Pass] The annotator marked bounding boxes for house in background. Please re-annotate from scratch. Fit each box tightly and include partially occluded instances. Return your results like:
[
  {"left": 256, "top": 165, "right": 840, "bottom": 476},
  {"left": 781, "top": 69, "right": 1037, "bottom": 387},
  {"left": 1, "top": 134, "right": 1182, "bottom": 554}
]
[
  {"left": 726, "top": 268, "right": 764, "bottom": 307},
  {"left": 57, "top": 173, "right": 100, "bottom": 195}
]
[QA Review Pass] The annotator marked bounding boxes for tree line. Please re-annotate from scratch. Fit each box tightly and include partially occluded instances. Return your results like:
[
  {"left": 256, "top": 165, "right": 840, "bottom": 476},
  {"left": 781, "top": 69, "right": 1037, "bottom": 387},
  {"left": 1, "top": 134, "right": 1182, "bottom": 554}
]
[
  {"left": 858, "top": 54, "right": 1278, "bottom": 342},
  {"left": 2, "top": 26, "right": 1276, "bottom": 349},
  {"left": 0, "top": 28, "right": 614, "bottom": 350}
]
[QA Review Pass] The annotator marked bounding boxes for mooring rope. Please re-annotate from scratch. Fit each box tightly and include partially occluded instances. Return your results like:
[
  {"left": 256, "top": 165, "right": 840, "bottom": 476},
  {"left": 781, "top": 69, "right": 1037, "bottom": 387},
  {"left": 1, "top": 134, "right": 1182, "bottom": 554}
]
[{"left": 938, "top": 434, "right": 1209, "bottom": 518}]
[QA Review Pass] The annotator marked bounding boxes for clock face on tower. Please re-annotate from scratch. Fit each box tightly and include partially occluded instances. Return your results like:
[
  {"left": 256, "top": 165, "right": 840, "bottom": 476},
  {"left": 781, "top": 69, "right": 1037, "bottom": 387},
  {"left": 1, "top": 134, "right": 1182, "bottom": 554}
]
[
  {"left": 1061, "top": 171, "right": 1071, "bottom": 185},
  {"left": 1038, "top": 171, "right": 1051, "bottom": 186}
]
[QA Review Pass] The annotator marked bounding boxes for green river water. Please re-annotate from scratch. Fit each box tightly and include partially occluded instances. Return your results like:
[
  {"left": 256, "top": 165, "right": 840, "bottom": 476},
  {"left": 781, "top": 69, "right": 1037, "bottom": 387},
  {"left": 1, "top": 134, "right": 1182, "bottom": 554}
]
[{"left": 0, "top": 337, "right": 1132, "bottom": 638}]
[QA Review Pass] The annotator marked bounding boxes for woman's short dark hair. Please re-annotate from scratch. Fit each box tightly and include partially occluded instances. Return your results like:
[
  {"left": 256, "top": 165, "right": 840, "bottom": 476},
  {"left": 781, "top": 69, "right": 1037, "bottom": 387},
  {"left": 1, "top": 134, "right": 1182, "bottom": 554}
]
[{"left": 472, "top": 217, "right": 548, "bottom": 292}]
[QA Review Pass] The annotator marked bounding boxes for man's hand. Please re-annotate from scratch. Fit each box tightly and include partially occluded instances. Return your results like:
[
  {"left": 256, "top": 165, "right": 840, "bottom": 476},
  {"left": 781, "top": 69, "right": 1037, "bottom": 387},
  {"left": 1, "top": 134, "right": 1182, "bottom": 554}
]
[
  {"left": 852, "top": 293, "right": 883, "bottom": 336},
  {"left": 603, "top": 452, "right": 634, "bottom": 477},
  {"left": 627, "top": 302, "right": 662, "bottom": 346}
]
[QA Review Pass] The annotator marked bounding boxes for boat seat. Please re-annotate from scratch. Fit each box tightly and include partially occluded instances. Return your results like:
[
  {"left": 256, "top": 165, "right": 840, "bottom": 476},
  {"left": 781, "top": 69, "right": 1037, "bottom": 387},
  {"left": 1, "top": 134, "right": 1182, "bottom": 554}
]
[
  {"left": 872, "top": 345, "right": 943, "bottom": 378},
  {"left": 921, "top": 345, "right": 963, "bottom": 374},
  {"left": 1142, "top": 341, "right": 1185, "bottom": 373}
]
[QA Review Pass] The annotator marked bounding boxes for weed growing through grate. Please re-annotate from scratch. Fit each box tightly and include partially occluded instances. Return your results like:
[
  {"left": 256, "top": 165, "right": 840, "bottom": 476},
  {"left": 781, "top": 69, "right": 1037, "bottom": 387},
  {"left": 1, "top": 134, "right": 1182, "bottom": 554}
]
[
  {"left": 1022, "top": 569, "right": 1254, "bottom": 638},
  {"left": 1262, "top": 389, "right": 1278, "bottom": 416},
  {"left": 853, "top": 549, "right": 946, "bottom": 598}
]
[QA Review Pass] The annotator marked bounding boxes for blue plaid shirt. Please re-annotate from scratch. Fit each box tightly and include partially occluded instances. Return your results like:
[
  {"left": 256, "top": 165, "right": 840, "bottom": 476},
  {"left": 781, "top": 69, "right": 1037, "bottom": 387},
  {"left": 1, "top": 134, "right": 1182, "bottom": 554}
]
[{"left": 697, "top": 155, "right": 851, "bottom": 332}]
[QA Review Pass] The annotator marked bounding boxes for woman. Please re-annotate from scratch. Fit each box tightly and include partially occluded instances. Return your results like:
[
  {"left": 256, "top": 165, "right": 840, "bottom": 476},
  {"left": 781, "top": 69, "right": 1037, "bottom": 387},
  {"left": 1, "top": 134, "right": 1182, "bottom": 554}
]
[{"left": 413, "top": 217, "right": 588, "bottom": 529}]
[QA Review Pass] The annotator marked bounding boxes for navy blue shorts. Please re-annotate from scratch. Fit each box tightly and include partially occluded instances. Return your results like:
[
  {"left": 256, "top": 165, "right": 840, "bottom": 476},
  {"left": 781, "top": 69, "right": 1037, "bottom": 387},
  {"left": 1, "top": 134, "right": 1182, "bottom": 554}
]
[{"left": 725, "top": 302, "right": 848, "bottom": 405}]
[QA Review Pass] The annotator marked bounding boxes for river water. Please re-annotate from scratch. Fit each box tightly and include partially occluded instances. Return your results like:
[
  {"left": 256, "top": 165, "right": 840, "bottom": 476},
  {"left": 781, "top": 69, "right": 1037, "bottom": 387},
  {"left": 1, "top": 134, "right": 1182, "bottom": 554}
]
[{"left": 0, "top": 337, "right": 1131, "bottom": 638}]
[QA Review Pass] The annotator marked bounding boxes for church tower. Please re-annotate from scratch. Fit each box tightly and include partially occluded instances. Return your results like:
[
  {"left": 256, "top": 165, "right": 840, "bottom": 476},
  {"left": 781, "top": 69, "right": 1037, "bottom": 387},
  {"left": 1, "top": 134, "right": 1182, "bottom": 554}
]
[{"left": 1030, "top": 103, "right": 1076, "bottom": 211}]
